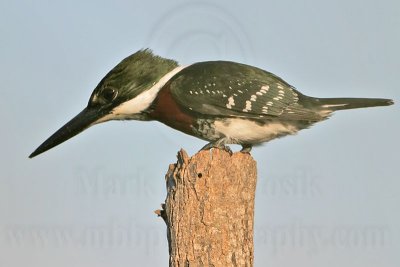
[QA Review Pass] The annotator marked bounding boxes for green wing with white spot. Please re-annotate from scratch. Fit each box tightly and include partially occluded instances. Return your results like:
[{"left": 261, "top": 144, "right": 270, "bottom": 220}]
[{"left": 169, "top": 61, "right": 323, "bottom": 121}]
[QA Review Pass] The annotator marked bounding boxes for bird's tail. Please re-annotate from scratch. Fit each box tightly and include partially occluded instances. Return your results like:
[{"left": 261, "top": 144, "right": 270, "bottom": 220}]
[{"left": 316, "top": 97, "right": 394, "bottom": 111}]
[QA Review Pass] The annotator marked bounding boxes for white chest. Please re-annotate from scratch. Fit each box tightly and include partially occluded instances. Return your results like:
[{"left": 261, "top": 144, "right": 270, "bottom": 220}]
[{"left": 212, "top": 118, "right": 299, "bottom": 144}]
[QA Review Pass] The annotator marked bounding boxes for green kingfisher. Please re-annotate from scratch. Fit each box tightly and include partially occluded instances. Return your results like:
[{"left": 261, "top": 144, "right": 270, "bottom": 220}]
[{"left": 29, "top": 49, "right": 394, "bottom": 158}]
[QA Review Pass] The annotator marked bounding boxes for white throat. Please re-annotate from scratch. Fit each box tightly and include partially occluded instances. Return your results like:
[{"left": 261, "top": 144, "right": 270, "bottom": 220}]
[{"left": 94, "top": 66, "right": 185, "bottom": 124}]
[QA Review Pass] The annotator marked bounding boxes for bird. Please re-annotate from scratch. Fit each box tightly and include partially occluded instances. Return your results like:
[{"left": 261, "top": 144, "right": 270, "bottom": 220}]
[{"left": 29, "top": 49, "right": 394, "bottom": 158}]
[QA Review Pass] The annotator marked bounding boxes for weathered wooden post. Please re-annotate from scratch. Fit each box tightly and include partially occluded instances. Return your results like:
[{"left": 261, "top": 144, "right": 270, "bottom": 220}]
[{"left": 156, "top": 148, "right": 257, "bottom": 266}]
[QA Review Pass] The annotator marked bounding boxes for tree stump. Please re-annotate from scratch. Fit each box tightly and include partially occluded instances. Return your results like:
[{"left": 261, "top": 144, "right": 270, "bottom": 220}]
[{"left": 156, "top": 148, "right": 257, "bottom": 267}]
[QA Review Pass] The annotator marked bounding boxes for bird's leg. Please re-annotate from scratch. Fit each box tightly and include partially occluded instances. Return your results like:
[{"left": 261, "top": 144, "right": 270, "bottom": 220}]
[
  {"left": 240, "top": 144, "right": 253, "bottom": 153},
  {"left": 200, "top": 138, "right": 232, "bottom": 154}
]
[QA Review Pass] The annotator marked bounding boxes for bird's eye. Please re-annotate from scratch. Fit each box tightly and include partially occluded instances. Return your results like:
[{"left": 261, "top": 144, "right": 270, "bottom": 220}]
[{"left": 101, "top": 87, "right": 118, "bottom": 101}]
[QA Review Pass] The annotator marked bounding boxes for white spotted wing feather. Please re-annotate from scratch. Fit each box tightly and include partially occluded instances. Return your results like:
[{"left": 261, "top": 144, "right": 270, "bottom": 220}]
[{"left": 169, "top": 61, "right": 324, "bottom": 122}]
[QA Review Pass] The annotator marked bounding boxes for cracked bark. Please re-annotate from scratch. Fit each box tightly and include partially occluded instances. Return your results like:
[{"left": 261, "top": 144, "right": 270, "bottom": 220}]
[{"left": 156, "top": 148, "right": 257, "bottom": 267}]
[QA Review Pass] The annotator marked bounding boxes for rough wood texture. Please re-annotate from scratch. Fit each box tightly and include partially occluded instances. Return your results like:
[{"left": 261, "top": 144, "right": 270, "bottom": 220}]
[{"left": 159, "top": 148, "right": 257, "bottom": 267}]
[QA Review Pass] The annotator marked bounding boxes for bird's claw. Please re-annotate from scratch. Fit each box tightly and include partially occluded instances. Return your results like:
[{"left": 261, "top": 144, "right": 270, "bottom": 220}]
[
  {"left": 240, "top": 144, "right": 253, "bottom": 153},
  {"left": 200, "top": 141, "right": 233, "bottom": 155}
]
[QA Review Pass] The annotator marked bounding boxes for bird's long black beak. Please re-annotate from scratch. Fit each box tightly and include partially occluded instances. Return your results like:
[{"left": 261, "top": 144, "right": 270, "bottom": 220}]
[{"left": 29, "top": 107, "right": 107, "bottom": 158}]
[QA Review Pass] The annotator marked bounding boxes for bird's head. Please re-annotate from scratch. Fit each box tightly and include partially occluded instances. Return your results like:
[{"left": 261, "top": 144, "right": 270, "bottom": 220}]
[{"left": 29, "top": 49, "right": 179, "bottom": 158}]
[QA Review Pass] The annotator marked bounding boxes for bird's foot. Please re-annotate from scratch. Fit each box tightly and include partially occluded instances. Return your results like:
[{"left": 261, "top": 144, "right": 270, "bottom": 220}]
[
  {"left": 240, "top": 144, "right": 253, "bottom": 153},
  {"left": 200, "top": 139, "right": 232, "bottom": 154}
]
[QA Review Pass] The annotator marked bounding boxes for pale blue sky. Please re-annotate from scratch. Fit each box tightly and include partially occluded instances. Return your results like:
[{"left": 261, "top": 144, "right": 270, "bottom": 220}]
[{"left": 1, "top": 0, "right": 399, "bottom": 266}]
